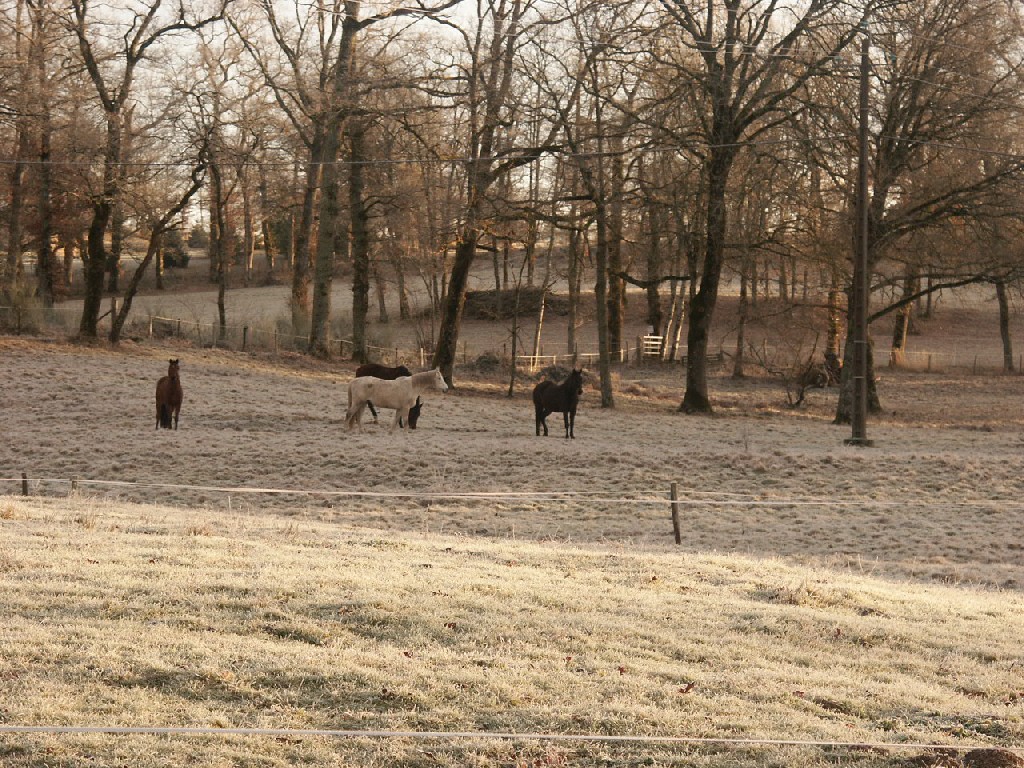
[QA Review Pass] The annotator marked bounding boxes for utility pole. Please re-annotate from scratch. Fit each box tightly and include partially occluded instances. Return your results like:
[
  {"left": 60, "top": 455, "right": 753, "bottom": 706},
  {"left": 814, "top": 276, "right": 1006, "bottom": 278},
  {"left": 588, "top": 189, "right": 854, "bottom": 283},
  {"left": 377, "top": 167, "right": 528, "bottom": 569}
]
[{"left": 846, "top": 31, "right": 873, "bottom": 447}]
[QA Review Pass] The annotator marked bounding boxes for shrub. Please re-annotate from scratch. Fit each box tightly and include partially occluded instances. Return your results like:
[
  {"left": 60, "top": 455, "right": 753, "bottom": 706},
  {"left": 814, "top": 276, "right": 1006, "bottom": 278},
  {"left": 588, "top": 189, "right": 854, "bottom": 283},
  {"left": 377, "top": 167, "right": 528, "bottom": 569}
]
[
  {"left": 163, "top": 229, "right": 190, "bottom": 268},
  {"left": 0, "top": 283, "right": 45, "bottom": 334}
]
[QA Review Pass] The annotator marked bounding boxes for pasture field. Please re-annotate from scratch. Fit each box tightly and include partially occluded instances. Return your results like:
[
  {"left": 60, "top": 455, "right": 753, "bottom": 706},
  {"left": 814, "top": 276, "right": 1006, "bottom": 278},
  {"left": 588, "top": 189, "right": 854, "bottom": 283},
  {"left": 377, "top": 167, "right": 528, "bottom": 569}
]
[{"left": 1, "top": 328, "right": 1024, "bottom": 767}]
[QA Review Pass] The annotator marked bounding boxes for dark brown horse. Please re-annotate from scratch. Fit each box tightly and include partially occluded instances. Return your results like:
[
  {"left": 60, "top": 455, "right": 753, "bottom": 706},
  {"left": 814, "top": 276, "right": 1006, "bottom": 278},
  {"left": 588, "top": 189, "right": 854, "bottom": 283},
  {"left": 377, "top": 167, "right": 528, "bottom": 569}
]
[
  {"left": 155, "top": 359, "right": 183, "bottom": 430},
  {"left": 355, "top": 363, "right": 412, "bottom": 423},
  {"left": 533, "top": 368, "right": 583, "bottom": 439}
]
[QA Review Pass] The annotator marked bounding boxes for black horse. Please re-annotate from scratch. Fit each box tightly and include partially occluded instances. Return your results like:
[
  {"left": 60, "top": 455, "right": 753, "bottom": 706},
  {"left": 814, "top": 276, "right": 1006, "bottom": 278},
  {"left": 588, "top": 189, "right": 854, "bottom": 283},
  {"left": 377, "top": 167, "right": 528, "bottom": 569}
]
[
  {"left": 532, "top": 368, "right": 584, "bottom": 439},
  {"left": 355, "top": 363, "right": 412, "bottom": 423}
]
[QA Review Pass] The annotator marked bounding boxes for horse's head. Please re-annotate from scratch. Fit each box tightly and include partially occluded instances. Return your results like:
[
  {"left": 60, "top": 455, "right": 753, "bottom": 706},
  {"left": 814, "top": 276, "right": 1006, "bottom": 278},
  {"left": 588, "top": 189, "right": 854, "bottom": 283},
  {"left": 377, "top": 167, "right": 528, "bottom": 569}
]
[
  {"left": 569, "top": 367, "right": 583, "bottom": 395},
  {"left": 397, "top": 365, "right": 412, "bottom": 377},
  {"left": 407, "top": 396, "right": 423, "bottom": 429},
  {"left": 167, "top": 359, "right": 180, "bottom": 380},
  {"left": 433, "top": 368, "right": 449, "bottom": 393}
]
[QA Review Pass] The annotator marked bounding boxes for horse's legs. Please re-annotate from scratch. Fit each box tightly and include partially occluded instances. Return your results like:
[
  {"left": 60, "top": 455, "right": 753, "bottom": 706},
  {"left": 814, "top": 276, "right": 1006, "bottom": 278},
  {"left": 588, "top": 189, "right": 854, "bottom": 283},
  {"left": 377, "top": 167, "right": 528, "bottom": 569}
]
[
  {"left": 568, "top": 407, "right": 575, "bottom": 439},
  {"left": 173, "top": 406, "right": 179, "bottom": 430},
  {"left": 389, "top": 408, "right": 405, "bottom": 433},
  {"left": 563, "top": 409, "right": 571, "bottom": 439},
  {"left": 537, "top": 408, "right": 549, "bottom": 436},
  {"left": 349, "top": 402, "right": 367, "bottom": 431},
  {"left": 368, "top": 401, "right": 378, "bottom": 423},
  {"left": 155, "top": 404, "right": 160, "bottom": 430}
]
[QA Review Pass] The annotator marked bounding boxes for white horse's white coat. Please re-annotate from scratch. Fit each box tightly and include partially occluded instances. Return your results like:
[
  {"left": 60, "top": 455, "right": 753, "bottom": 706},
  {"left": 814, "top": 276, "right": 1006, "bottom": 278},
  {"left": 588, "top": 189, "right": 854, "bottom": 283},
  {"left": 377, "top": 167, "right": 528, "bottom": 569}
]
[{"left": 345, "top": 368, "right": 448, "bottom": 432}]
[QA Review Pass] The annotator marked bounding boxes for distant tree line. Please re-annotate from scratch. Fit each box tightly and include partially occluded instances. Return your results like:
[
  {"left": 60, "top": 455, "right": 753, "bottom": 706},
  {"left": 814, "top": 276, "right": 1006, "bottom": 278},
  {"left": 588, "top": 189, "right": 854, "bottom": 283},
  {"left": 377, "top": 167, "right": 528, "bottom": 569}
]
[{"left": 2, "top": 0, "right": 1024, "bottom": 420}]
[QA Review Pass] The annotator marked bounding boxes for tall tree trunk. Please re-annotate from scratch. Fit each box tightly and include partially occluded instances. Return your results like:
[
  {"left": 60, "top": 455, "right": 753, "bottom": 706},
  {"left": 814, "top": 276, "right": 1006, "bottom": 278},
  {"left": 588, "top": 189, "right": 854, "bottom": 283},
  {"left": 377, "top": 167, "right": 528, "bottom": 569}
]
[
  {"left": 593, "top": 199, "right": 613, "bottom": 406},
  {"left": 310, "top": 2, "right": 360, "bottom": 359},
  {"left": 680, "top": 148, "right": 734, "bottom": 413},
  {"left": 435, "top": 232, "right": 478, "bottom": 381},
  {"left": 532, "top": 288, "right": 547, "bottom": 366},
  {"left": 492, "top": 239, "right": 502, "bottom": 292},
  {"left": 373, "top": 263, "right": 389, "bottom": 323},
  {"left": 667, "top": 287, "right": 685, "bottom": 363},
  {"left": 108, "top": 202, "right": 124, "bottom": 293},
  {"left": 80, "top": 109, "right": 121, "bottom": 338},
  {"left": 6, "top": 129, "right": 29, "bottom": 289},
  {"left": 63, "top": 242, "right": 76, "bottom": 292},
  {"left": 106, "top": 108, "right": 133, "bottom": 294},
  {"left": 259, "top": 167, "right": 276, "bottom": 273},
  {"left": 36, "top": 99, "right": 55, "bottom": 307},
  {"left": 242, "top": 171, "right": 254, "bottom": 285},
  {"left": 606, "top": 135, "right": 625, "bottom": 359},
  {"left": 291, "top": 132, "right": 325, "bottom": 336},
  {"left": 663, "top": 280, "right": 678, "bottom": 361},
  {"left": 209, "top": 161, "right": 229, "bottom": 342},
  {"left": 155, "top": 241, "right": 164, "bottom": 290},
  {"left": 346, "top": 123, "right": 371, "bottom": 362},
  {"left": 644, "top": 199, "right": 663, "bottom": 336},
  {"left": 4, "top": 0, "right": 29, "bottom": 290},
  {"left": 432, "top": 0, "right": 524, "bottom": 385},
  {"left": 567, "top": 220, "right": 582, "bottom": 358},
  {"left": 207, "top": 174, "right": 219, "bottom": 282},
  {"left": 996, "top": 279, "right": 1014, "bottom": 372},
  {"left": 733, "top": 260, "right": 748, "bottom": 378},
  {"left": 827, "top": 266, "right": 842, "bottom": 356}
]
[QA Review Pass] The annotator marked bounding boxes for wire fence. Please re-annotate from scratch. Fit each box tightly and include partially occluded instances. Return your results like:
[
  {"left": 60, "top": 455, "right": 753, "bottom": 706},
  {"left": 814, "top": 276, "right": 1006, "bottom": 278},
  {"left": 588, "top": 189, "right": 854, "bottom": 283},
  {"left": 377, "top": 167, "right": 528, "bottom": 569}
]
[
  {"left": 6, "top": 475, "right": 1024, "bottom": 511},
  {"left": 0, "top": 723, "right": 1020, "bottom": 757}
]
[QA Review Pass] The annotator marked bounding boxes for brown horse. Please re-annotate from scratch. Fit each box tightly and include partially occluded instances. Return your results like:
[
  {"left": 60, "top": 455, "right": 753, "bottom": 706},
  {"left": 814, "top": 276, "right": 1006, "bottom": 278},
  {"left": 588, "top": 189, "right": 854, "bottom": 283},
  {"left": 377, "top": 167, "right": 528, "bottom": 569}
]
[
  {"left": 355, "top": 363, "right": 412, "bottom": 423},
  {"left": 155, "top": 359, "right": 183, "bottom": 430}
]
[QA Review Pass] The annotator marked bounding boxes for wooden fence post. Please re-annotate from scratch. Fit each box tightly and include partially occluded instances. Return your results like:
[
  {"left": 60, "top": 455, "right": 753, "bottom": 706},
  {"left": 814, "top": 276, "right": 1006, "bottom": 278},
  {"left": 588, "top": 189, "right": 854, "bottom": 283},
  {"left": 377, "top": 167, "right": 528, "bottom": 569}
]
[
  {"left": 243, "top": 326, "right": 249, "bottom": 351},
  {"left": 670, "top": 482, "right": 682, "bottom": 545},
  {"left": 22, "top": 472, "right": 28, "bottom": 496}
]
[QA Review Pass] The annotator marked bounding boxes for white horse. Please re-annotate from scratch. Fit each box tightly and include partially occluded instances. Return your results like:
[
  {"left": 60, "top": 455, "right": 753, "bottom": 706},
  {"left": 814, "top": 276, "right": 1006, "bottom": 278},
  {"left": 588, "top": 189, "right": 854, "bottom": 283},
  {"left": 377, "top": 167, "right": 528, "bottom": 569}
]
[{"left": 345, "top": 368, "right": 448, "bottom": 432}]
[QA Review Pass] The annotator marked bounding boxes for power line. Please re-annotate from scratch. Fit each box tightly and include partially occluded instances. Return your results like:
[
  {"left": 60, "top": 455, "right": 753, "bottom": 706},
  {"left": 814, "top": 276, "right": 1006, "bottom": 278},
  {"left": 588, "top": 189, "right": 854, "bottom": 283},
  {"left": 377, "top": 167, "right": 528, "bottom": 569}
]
[{"left": 8, "top": 477, "right": 1024, "bottom": 509}]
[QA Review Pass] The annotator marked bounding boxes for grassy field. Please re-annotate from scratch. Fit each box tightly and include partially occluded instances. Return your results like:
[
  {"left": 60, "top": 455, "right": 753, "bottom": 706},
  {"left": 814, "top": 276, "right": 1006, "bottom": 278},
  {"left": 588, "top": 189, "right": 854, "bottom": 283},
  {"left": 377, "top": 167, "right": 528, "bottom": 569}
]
[
  {"left": 2, "top": 274, "right": 1024, "bottom": 765},
  {"left": 1, "top": 493, "right": 1022, "bottom": 768},
  {"left": 1, "top": 289, "right": 1024, "bottom": 766}
]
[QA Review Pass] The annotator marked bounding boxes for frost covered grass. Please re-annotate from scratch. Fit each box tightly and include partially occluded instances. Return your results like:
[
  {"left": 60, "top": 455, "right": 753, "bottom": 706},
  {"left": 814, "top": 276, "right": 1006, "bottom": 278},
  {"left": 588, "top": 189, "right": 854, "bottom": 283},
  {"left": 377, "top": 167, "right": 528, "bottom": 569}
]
[
  {"left": 0, "top": 495, "right": 1022, "bottom": 767},
  {"left": 1, "top": 333, "right": 1023, "bottom": 766}
]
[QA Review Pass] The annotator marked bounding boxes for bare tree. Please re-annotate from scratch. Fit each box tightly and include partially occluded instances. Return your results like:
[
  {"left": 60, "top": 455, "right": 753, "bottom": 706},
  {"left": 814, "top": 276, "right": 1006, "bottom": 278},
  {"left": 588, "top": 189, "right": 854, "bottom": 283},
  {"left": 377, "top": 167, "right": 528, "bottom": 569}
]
[
  {"left": 649, "top": 0, "right": 883, "bottom": 413},
  {"left": 66, "top": 0, "right": 227, "bottom": 338},
  {"left": 820, "top": 0, "right": 1024, "bottom": 422},
  {"left": 431, "top": 0, "right": 565, "bottom": 385}
]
